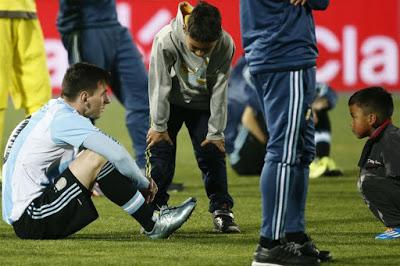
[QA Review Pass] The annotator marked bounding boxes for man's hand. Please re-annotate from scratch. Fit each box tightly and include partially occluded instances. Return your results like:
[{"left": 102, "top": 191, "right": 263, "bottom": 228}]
[
  {"left": 201, "top": 139, "right": 225, "bottom": 153},
  {"left": 312, "top": 97, "right": 329, "bottom": 111},
  {"left": 311, "top": 98, "right": 329, "bottom": 125},
  {"left": 146, "top": 128, "right": 173, "bottom": 148},
  {"left": 140, "top": 178, "right": 158, "bottom": 204},
  {"left": 290, "top": 0, "right": 307, "bottom": 6}
]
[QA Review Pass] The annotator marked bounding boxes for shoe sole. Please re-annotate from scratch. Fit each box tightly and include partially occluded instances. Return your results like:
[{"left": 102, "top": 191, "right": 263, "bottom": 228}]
[
  {"left": 324, "top": 170, "right": 343, "bottom": 177},
  {"left": 252, "top": 260, "right": 320, "bottom": 266},
  {"left": 252, "top": 262, "right": 282, "bottom": 266},
  {"left": 318, "top": 251, "right": 332, "bottom": 262},
  {"left": 375, "top": 236, "right": 400, "bottom": 240},
  {"left": 213, "top": 226, "right": 241, "bottom": 233},
  {"left": 180, "top": 197, "right": 197, "bottom": 206}
]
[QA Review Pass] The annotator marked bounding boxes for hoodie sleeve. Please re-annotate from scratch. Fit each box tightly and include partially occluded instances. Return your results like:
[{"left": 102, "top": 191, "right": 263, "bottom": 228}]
[
  {"left": 148, "top": 30, "right": 176, "bottom": 132},
  {"left": 207, "top": 36, "right": 235, "bottom": 140},
  {"left": 382, "top": 128, "right": 400, "bottom": 178},
  {"left": 307, "top": 0, "right": 329, "bottom": 10}
]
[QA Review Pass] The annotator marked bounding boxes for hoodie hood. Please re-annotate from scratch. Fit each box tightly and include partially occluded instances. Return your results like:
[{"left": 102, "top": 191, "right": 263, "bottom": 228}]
[
  {"left": 171, "top": 2, "right": 193, "bottom": 45},
  {"left": 170, "top": 2, "right": 209, "bottom": 70}
]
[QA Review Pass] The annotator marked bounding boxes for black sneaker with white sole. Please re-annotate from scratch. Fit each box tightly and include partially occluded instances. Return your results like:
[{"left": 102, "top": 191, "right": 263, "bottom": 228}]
[
  {"left": 212, "top": 209, "right": 240, "bottom": 233},
  {"left": 252, "top": 243, "right": 320, "bottom": 266}
]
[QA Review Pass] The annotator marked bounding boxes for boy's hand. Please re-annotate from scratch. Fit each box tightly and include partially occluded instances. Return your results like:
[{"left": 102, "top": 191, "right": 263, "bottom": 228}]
[
  {"left": 146, "top": 128, "right": 173, "bottom": 148},
  {"left": 140, "top": 178, "right": 158, "bottom": 203},
  {"left": 290, "top": 0, "right": 307, "bottom": 6},
  {"left": 201, "top": 139, "right": 225, "bottom": 153}
]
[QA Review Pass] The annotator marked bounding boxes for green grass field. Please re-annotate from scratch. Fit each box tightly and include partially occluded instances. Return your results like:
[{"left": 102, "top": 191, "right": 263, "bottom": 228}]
[{"left": 1, "top": 95, "right": 400, "bottom": 265}]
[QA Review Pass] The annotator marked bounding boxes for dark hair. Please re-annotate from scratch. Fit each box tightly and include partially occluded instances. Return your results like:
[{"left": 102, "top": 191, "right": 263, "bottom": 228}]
[
  {"left": 187, "top": 1, "right": 222, "bottom": 42},
  {"left": 348, "top": 86, "right": 393, "bottom": 123},
  {"left": 61, "top": 62, "right": 111, "bottom": 99}
]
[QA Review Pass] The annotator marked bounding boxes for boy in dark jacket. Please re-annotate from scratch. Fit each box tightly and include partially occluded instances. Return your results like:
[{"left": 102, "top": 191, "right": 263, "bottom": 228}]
[{"left": 349, "top": 86, "right": 400, "bottom": 240}]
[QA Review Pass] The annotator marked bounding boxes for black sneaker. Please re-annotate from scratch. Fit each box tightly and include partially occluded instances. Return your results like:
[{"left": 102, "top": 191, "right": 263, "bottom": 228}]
[
  {"left": 167, "top": 183, "right": 184, "bottom": 192},
  {"left": 298, "top": 238, "right": 332, "bottom": 262},
  {"left": 252, "top": 243, "right": 320, "bottom": 266},
  {"left": 212, "top": 209, "right": 240, "bottom": 233}
]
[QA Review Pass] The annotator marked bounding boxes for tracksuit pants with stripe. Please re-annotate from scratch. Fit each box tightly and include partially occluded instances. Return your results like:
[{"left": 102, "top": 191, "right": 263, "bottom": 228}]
[
  {"left": 61, "top": 26, "right": 149, "bottom": 169},
  {"left": 252, "top": 67, "right": 316, "bottom": 240}
]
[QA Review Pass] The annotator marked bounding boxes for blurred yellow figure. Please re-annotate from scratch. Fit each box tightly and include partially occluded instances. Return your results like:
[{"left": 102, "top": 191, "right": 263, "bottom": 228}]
[{"left": 0, "top": 0, "right": 51, "bottom": 162}]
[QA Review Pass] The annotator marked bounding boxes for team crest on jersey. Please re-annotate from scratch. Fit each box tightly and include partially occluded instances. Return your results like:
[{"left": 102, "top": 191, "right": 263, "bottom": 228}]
[{"left": 55, "top": 177, "right": 67, "bottom": 192}]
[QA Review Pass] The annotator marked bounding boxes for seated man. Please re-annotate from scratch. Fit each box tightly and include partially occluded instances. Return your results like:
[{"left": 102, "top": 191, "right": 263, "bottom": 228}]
[
  {"left": 227, "top": 64, "right": 340, "bottom": 179},
  {"left": 309, "top": 82, "right": 342, "bottom": 178},
  {"left": 225, "top": 56, "right": 267, "bottom": 175},
  {"left": 2, "top": 62, "right": 196, "bottom": 240}
]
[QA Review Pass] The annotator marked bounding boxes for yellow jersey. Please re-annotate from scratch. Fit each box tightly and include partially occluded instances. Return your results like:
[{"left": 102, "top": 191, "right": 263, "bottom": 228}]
[{"left": 0, "top": 0, "right": 36, "bottom": 13}]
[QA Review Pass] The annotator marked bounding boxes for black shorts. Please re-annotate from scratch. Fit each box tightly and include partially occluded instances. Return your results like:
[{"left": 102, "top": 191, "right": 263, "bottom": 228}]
[
  {"left": 231, "top": 131, "right": 266, "bottom": 176},
  {"left": 12, "top": 168, "right": 98, "bottom": 239},
  {"left": 230, "top": 112, "right": 268, "bottom": 176}
]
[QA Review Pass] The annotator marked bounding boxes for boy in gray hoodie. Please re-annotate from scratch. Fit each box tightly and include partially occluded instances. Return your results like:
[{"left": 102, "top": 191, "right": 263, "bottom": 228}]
[{"left": 146, "top": 1, "right": 239, "bottom": 233}]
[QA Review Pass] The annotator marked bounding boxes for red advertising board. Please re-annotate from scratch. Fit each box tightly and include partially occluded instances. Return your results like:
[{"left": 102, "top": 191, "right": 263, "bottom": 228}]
[
  {"left": 37, "top": 0, "right": 399, "bottom": 91},
  {"left": 314, "top": 0, "right": 400, "bottom": 90}
]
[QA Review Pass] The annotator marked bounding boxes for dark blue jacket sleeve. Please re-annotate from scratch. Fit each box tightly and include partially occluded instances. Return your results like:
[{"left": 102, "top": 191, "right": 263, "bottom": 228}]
[{"left": 307, "top": 0, "right": 329, "bottom": 10}]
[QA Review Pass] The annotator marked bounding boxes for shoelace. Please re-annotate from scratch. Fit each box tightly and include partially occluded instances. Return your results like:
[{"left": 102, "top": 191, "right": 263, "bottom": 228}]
[
  {"left": 303, "top": 241, "right": 320, "bottom": 256},
  {"left": 158, "top": 204, "right": 180, "bottom": 211},
  {"left": 284, "top": 243, "right": 302, "bottom": 256},
  {"left": 158, "top": 206, "right": 172, "bottom": 216}
]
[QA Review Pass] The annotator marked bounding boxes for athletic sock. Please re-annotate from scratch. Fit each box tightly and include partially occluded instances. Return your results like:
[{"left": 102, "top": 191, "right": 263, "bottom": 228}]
[
  {"left": 316, "top": 141, "right": 330, "bottom": 158},
  {"left": 131, "top": 203, "right": 156, "bottom": 232},
  {"left": 259, "top": 236, "right": 282, "bottom": 249},
  {"left": 286, "top": 231, "right": 309, "bottom": 245},
  {"left": 96, "top": 161, "right": 155, "bottom": 231}
]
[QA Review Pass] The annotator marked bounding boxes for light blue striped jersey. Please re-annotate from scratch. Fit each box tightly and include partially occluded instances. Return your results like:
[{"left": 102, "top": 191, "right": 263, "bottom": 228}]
[{"left": 2, "top": 98, "right": 98, "bottom": 224}]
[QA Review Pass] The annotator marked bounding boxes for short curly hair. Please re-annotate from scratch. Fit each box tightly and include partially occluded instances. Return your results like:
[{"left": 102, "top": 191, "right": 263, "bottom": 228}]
[
  {"left": 348, "top": 86, "right": 393, "bottom": 123},
  {"left": 187, "top": 1, "right": 222, "bottom": 42}
]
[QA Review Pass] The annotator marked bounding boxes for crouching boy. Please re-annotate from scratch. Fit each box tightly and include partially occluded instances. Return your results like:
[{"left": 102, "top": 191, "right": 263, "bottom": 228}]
[{"left": 349, "top": 86, "right": 400, "bottom": 240}]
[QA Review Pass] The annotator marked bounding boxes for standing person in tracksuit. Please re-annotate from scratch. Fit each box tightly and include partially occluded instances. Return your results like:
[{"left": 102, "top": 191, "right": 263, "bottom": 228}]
[
  {"left": 240, "top": 0, "right": 331, "bottom": 265},
  {"left": 57, "top": 0, "right": 149, "bottom": 171}
]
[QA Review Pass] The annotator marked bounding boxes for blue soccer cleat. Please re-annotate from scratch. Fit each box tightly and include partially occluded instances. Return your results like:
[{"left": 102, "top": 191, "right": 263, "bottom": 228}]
[{"left": 375, "top": 228, "right": 400, "bottom": 240}]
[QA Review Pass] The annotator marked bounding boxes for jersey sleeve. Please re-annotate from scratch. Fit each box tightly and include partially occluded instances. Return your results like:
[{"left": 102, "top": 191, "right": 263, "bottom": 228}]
[
  {"left": 82, "top": 131, "right": 150, "bottom": 190},
  {"left": 50, "top": 111, "right": 98, "bottom": 148},
  {"left": 382, "top": 134, "right": 400, "bottom": 177}
]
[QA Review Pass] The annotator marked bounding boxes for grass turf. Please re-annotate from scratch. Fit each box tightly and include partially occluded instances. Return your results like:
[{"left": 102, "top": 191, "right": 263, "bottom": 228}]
[{"left": 1, "top": 95, "right": 400, "bottom": 265}]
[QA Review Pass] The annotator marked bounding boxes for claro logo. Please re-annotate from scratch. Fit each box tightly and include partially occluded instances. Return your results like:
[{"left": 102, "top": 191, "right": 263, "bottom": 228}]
[{"left": 316, "top": 25, "right": 399, "bottom": 86}]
